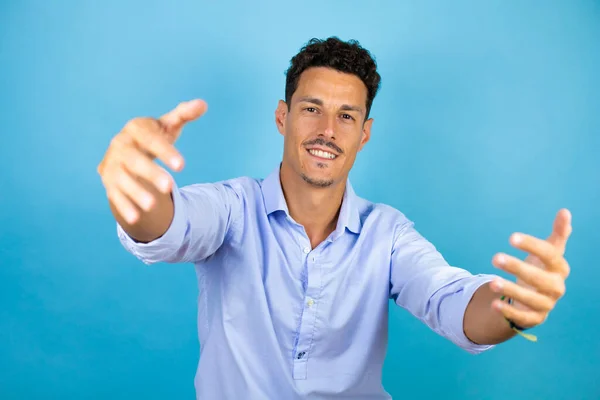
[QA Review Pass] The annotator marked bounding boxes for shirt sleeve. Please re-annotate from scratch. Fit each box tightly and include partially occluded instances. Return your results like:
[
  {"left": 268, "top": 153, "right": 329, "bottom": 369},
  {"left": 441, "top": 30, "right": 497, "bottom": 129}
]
[
  {"left": 117, "top": 179, "right": 243, "bottom": 265},
  {"left": 389, "top": 219, "right": 497, "bottom": 354}
]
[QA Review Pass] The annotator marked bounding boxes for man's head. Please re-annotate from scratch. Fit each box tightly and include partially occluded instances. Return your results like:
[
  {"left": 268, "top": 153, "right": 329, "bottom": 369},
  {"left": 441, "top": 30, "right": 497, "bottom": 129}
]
[{"left": 275, "top": 37, "right": 381, "bottom": 188}]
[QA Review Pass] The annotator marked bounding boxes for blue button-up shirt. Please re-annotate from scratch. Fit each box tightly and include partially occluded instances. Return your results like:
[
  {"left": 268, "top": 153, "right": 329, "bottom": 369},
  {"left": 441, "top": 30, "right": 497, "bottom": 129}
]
[{"left": 117, "top": 165, "right": 496, "bottom": 399}]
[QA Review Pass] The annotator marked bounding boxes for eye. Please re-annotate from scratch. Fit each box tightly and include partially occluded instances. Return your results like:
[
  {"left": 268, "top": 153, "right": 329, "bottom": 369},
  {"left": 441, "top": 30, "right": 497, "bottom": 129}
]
[
  {"left": 305, "top": 107, "right": 317, "bottom": 113},
  {"left": 341, "top": 114, "right": 354, "bottom": 121}
]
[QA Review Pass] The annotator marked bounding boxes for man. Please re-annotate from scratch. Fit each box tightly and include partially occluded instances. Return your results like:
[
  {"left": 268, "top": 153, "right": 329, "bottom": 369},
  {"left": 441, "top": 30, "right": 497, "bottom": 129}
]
[{"left": 98, "top": 37, "right": 572, "bottom": 399}]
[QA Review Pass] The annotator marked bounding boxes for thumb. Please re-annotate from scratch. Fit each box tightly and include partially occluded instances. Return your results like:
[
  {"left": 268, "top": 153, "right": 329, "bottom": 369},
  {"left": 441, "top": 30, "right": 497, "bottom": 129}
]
[
  {"left": 547, "top": 208, "right": 572, "bottom": 254},
  {"left": 159, "top": 99, "right": 208, "bottom": 140}
]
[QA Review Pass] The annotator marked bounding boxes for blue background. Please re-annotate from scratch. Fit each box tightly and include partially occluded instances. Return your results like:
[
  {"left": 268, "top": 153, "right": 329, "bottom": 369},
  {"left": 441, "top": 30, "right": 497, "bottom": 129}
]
[{"left": 1, "top": 1, "right": 599, "bottom": 398}]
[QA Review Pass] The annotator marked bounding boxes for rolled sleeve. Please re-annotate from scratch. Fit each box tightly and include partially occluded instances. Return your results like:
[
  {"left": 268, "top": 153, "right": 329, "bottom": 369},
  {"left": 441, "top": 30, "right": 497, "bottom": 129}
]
[
  {"left": 117, "top": 181, "right": 188, "bottom": 265},
  {"left": 437, "top": 274, "right": 497, "bottom": 354},
  {"left": 117, "top": 179, "right": 243, "bottom": 265},
  {"left": 390, "top": 219, "right": 498, "bottom": 354}
]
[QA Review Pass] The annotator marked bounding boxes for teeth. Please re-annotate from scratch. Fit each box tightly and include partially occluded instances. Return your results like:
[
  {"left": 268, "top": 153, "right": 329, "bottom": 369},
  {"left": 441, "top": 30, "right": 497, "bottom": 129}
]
[{"left": 309, "top": 149, "right": 336, "bottom": 159}]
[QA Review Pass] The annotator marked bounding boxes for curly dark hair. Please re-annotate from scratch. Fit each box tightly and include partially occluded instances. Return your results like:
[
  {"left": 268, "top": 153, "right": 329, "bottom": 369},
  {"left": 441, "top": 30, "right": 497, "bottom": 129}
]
[{"left": 285, "top": 37, "right": 381, "bottom": 120}]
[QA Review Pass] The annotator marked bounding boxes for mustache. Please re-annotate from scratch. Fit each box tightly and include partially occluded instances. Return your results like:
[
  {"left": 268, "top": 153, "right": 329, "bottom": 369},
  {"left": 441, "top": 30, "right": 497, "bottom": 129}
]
[{"left": 303, "top": 138, "right": 343, "bottom": 154}]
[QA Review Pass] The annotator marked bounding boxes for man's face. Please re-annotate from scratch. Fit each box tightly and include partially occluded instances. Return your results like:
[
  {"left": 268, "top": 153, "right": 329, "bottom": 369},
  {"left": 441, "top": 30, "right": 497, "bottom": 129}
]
[{"left": 276, "top": 67, "right": 373, "bottom": 188}]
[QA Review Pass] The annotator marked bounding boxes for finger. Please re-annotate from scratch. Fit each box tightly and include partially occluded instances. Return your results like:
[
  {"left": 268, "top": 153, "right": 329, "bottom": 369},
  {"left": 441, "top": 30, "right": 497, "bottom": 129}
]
[
  {"left": 489, "top": 278, "right": 555, "bottom": 312},
  {"left": 106, "top": 187, "right": 139, "bottom": 225},
  {"left": 493, "top": 253, "right": 566, "bottom": 299},
  {"left": 102, "top": 132, "right": 135, "bottom": 175},
  {"left": 112, "top": 164, "right": 156, "bottom": 212},
  {"left": 126, "top": 119, "right": 185, "bottom": 171},
  {"left": 492, "top": 299, "right": 547, "bottom": 329},
  {"left": 159, "top": 99, "right": 208, "bottom": 133},
  {"left": 509, "top": 233, "right": 569, "bottom": 276},
  {"left": 119, "top": 145, "right": 173, "bottom": 194},
  {"left": 547, "top": 208, "right": 572, "bottom": 253}
]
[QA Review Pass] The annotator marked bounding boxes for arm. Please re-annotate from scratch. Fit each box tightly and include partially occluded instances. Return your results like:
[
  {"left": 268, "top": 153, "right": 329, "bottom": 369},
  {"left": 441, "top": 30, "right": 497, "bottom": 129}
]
[
  {"left": 117, "top": 180, "right": 242, "bottom": 265},
  {"left": 98, "top": 99, "right": 244, "bottom": 264},
  {"left": 110, "top": 177, "right": 175, "bottom": 244},
  {"left": 98, "top": 99, "right": 207, "bottom": 242},
  {"left": 463, "top": 282, "right": 516, "bottom": 345},
  {"left": 391, "top": 209, "right": 572, "bottom": 348},
  {"left": 389, "top": 219, "right": 497, "bottom": 354},
  {"left": 464, "top": 209, "right": 572, "bottom": 345}
]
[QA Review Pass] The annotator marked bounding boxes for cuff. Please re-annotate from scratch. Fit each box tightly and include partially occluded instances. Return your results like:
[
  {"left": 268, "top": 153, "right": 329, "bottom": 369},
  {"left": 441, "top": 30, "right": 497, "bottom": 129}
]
[
  {"left": 116, "top": 182, "right": 187, "bottom": 265},
  {"left": 442, "top": 274, "right": 498, "bottom": 354}
]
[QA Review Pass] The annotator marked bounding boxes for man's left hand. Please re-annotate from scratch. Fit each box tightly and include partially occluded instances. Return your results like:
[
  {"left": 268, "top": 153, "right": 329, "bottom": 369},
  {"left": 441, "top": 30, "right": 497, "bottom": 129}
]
[{"left": 489, "top": 208, "right": 572, "bottom": 329}]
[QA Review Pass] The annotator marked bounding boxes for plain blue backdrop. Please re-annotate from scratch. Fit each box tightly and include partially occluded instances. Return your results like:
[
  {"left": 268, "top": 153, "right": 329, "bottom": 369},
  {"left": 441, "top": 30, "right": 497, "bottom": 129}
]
[{"left": 1, "top": 1, "right": 599, "bottom": 398}]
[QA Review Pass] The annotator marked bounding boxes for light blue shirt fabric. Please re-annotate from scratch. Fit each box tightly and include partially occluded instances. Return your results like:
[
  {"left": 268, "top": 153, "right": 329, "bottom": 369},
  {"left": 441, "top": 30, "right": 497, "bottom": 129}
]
[{"left": 117, "top": 164, "right": 496, "bottom": 399}]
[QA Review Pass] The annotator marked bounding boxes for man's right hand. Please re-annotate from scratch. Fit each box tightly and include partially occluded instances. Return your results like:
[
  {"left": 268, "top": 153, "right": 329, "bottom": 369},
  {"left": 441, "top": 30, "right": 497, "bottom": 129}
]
[{"left": 97, "top": 99, "right": 207, "bottom": 239}]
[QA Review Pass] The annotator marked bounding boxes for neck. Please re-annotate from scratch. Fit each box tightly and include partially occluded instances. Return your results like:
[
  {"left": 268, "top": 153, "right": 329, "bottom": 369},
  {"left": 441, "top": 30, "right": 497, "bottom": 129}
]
[{"left": 279, "top": 161, "right": 346, "bottom": 248}]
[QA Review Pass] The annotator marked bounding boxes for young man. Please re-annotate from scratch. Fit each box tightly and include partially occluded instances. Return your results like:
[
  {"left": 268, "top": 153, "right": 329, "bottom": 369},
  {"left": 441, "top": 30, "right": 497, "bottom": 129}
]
[{"left": 98, "top": 37, "right": 572, "bottom": 399}]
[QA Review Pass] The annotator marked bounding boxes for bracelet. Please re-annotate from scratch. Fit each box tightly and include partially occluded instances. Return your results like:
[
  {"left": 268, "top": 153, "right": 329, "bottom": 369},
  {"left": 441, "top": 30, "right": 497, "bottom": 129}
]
[{"left": 500, "top": 296, "right": 538, "bottom": 342}]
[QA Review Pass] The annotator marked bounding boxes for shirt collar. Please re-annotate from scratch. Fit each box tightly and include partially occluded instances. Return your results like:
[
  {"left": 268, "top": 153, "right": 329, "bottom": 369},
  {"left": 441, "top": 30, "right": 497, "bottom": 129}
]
[{"left": 261, "top": 164, "right": 362, "bottom": 236}]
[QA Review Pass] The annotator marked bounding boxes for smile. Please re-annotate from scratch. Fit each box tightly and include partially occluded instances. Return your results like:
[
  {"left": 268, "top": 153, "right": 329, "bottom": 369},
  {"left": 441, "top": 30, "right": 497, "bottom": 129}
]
[{"left": 307, "top": 149, "right": 337, "bottom": 160}]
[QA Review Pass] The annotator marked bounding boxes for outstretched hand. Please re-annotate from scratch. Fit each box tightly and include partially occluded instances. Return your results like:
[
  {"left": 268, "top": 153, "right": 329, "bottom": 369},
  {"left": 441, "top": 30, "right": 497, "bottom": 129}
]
[
  {"left": 97, "top": 99, "right": 208, "bottom": 224},
  {"left": 489, "top": 209, "right": 572, "bottom": 329}
]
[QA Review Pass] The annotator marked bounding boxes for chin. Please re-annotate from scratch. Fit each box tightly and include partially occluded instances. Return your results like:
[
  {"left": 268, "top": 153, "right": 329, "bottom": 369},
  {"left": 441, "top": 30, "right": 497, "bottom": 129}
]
[
  {"left": 300, "top": 172, "right": 335, "bottom": 188},
  {"left": 300, "top": 158, "right": 343, "bottom": 187},
  {"left": 299, "top": 164, "right": 339, "bottom": 187}
]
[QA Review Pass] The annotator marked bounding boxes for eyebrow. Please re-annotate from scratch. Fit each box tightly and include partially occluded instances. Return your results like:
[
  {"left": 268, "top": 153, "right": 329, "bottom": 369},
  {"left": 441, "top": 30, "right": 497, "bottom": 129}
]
[{"left": 297, "top": 96, "right": 364, "bottom": 114}]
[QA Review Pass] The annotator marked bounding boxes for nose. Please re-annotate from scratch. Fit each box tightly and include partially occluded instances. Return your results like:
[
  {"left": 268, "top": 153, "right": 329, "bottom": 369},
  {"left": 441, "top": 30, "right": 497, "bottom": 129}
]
[{"left": 319, "top": 116, "right": 336, "bottom": 139}]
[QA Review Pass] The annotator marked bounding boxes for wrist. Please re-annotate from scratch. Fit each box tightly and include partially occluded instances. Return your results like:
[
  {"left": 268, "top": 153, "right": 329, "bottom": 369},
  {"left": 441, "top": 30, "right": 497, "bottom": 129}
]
[{"left": 500, "top": 296, "right": 538, "bottom": 341}]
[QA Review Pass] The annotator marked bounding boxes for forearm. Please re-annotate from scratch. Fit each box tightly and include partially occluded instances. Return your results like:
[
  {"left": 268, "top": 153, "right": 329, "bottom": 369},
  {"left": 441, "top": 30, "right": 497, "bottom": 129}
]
[
  {"left": 463, "top": 282, "right": 516, "bottom": 345},
  {"left": 111, "top": 179, "right": 175, "bottom": 243}
]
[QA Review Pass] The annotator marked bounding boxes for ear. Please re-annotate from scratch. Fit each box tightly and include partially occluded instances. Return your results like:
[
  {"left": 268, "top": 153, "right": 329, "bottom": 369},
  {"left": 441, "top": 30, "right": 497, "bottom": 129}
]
[
  {"left": 357, "top": 118, "right": 373, "bottom": 151},
  {"left": 275, "top": 100, "right": 288, "bottom": 136}
]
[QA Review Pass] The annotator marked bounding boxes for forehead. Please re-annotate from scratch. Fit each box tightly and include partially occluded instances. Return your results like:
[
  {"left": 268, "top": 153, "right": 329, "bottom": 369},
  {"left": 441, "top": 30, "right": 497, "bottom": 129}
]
[{"left": 293, "top": 67, "right": 367, "bottom": 105}]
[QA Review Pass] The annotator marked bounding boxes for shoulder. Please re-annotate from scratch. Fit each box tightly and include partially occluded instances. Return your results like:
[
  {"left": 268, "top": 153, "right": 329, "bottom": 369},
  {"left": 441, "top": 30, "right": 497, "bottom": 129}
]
[
  {"left": 354, "top": 195, "right": 415, "bottom": 241},
  {"left": 353, "top": 191, "right": 412, "bottom": 225}
]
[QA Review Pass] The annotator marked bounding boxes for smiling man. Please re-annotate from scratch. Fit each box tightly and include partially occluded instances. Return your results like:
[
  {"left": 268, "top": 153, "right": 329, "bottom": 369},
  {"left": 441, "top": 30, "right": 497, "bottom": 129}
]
[{"left": 98, "top": 37, "right": 572, "bottom": 399}]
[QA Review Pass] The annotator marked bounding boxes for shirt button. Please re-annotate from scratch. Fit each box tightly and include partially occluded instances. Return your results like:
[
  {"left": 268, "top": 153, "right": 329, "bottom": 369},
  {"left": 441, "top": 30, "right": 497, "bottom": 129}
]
[
  {"left": 297, "top": 351, "right": 306, "bottom": 359},
  {"left": 303, "top": 247, "right": 310, "bottom": 254},
  {"left": 307, "top": 298, "right": 315, "bottom": 307}
]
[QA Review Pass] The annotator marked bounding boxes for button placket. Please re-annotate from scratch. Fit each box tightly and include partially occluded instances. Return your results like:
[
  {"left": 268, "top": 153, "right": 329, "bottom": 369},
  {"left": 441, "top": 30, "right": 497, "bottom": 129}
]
[{"left": 293, "top": 248, "right": 322, "bottom": 380}]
